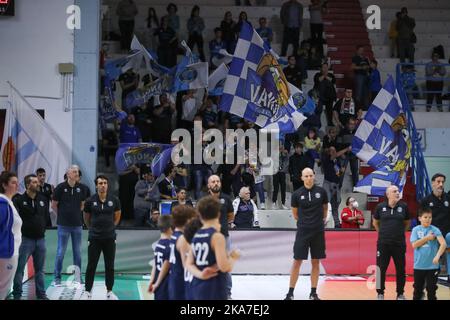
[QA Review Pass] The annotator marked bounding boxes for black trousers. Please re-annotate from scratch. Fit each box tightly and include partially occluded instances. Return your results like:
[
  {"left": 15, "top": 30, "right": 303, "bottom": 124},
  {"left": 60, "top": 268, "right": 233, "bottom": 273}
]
[
  {"left": 310, "top": 23, "right": 324, "bottom": 42},
  {"left": 281, "top": 27, "right": 300, "bottom": 57},
  {"left": 376, "top": 243, "right": 406, "bottom": 295},
  {"left": 272, "top": 172, "right": 287, "bottom": 205},
  {"left": 426, "top": 81, "right": 444, "bottom": 110},
  {"left": 187, "top": 33, "right": 206, "bottom": 62},
  {"left": 85, "top": 238, "right": 116, "bottom": 292},
  {"left": 413, "top": 269, "right": 439, "bottom": 300},
  {"left": 292, "top": 180, "right": 303, "bottom": 192},
  {"left": 320, "top": 100, "right": 334, "bottom": 126},
  {"left": 119, "top": 20, "right": 135, "bottom": 51},
  {"left": 119, "top": 172, "right": 139, "bottom": 220}
]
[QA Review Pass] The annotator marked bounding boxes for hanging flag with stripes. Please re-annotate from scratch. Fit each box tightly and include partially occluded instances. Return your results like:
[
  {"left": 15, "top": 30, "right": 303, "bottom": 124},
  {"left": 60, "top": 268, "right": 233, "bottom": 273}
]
[
  {"left": 351, "top": 75, "right": 412, "bottom": 195},
  {"left": 0, "top": 83, "right": 71, "bottom": 191},
  {"left": 218, "top": 21, "right": 314, "bottom": 133},
  {"left": 208, "top": 63, "right": 229, "bottom": 96}
]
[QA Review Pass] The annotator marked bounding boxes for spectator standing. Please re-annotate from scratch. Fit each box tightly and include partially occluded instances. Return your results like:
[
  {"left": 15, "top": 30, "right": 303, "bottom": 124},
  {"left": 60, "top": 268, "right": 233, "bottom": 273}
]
[
  {"left": 232, "top": 187, "right": 259, "bottom": 229},
  {"left": 165, "top": 3, "right": 180, "bottom": 35},
  {"left": 52, "top": 165, "right": 90, "bottom": 285},
  {"left": 146, "top": 7, "right": 159, "bottom": 51},
  {"left": 425, "top": 52, "right": 446, "bottom": 112},
  {"left": 351, "top": 45, "right": 370, "bottom": 110},
  {"left": 289, "top": 142, "right": 309, "bottom": 191},
  {"left": 209, "top": 28, "right": 227, "bottom": 68},
  {"left": 333, "top": 88, "right": 360, "bottom": 129},
  {"left": 187, "top": 6, "right": 206, "bottom": 62},
  {"left": 133, "top": 168, "right": 160, "bottom": 227},
  {"left": 220, "top": 12, "right": 236, "bottom": 53},
  {"left": 181, "top": 90, "right": 200, "bottom": 131},
  {"left": 272, "top": 144, "right": 289, "bottom": 210},
  {"left": 307, "top": 46, "right": 323, "bottom": 70},
  {"left": 152, "top": 94, "right": 176, "bottom": 144},
  {"left": 314, "top": 63, "right": 336, "bottom": 126},
  {"left": 321, "top": 146, "right": 348, "bottom": 227},
  {"left": 336, "top": 118, "right": 360, "bottom": 187},
  {"left": 369, "top": 60, "right": 382, "bottom": 103},
  {"left": 256, "top": 17, "right": 273, "bottom": 46},
  {"left": 12, "top": 175, "right": 48, "bottom": 300},
  {"left": 155, "top": 17, "right": 178, "bottom": 68},
  {"left": 303, "top": 128, "right": 322, "bottom": 170},
  {"left": 119, "top": 165, "right": 139, "bottom": 222},
  {"left": 388, "top": 12, "right": 401, "bottom": 58},
  {"left": 119, "top": 114, "right": 142, "bottom": 143},
  {"left": 284, "top": 56, "right": 303, "bottom": 90},
  {"left": 280, "top": 0, "right": 304, "bottom": 57},
  {"left": 340, "top": 196, "right": 364, "bottom": 229},
  {"left": 0, "top": 172, "right": 21, "bottom": 300},
  {"left": 397, "top": 7, "right": 416, "bottom": 63},
  {"left": 171, "top": 188, "right": 194, "bottom": 211},
  {"left": 118, "top": 68, "right": 139, "bottom": 111},
  {"left": 233, "top": 11, "right": 251, "bottom": 46},
  {"left": 159, "top": 165, "right": 178, "bottom": 200},
  {"left": 116, "top": 0, "right": 138, "bottom": 51},
  {"left": 132, "top": 103, "right": 153, "bottom": 142},
  {"left": 101, "top": 129, "right": 118, "bottom": 169},
  {"left": 322, "top": 126, "right": 338, "bottom": 150},
  {"left": 308, "top": 0, "right": 325, "bottom": 49}
]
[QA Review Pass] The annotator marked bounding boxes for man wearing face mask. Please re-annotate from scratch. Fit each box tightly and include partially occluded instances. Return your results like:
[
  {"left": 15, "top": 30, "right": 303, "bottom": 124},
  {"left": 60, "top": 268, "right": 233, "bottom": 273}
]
[
  {"left": 420, "top": 173, "right": 450, "bottom": 284},
  {"left": 340, "top": 197, "right": 364, "bottom": 229}
]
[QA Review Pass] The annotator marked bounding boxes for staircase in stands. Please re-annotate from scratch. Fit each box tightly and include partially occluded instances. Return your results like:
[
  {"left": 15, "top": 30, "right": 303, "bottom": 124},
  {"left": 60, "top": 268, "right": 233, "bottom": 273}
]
[{"left": 322, "top": 0, "right": 374, "bottom": 97}]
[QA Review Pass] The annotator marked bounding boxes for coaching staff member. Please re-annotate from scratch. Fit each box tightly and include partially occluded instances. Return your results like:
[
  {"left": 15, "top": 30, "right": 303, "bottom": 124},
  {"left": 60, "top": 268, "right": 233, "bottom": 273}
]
[
  {"left": 83, "top": 175, "right": 121, "bottom": 300},
  {"left": 285, "top": 168, "right": 328, "bottom": 300},
  {"left": 420, "top": 173, "right": 450, "bottom": 283},
  {"left": 373, "top": 185, "right": 410, "bottom": 300}
]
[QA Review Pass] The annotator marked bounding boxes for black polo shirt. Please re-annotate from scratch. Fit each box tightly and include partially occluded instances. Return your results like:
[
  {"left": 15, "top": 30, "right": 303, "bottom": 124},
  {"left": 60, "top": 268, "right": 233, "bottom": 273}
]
[
  {"left": 53, "top": 181, "right": 90, "bottom": 227},
  {"left": 38, "top": 183, "right": 53, "bottom": 203},
  {"left": 217, "top": 193, "right": 233, "bottom": 237},
  {"left": 420, "top": 193, "right": 450, "bottom": 236},
  {"left": 84, "top": 193, "right": 121, "bottom": 240},
  {"left": 291, "top": 185, "right": 328, "bottom": 230},
  {"left": 374, "top": 201, "right": 410, "bottom": 246},
  {"left": 13, "top": 192, "right": 47, "bottom": 239}
]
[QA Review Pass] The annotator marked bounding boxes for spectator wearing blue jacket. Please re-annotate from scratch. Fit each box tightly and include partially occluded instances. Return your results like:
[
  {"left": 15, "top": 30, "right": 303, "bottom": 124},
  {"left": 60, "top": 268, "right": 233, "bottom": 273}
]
[{"left": 369, "top": 60, "right": 382, "bottom": 103}]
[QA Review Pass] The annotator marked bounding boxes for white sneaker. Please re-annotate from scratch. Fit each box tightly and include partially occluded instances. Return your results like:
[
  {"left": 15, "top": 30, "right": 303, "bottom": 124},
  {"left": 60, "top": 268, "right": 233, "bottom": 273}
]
[
  {"left": 281, "top": 204, "right": 288, "bottom": 210},
  {"left": 260, "top": 203, "right": 265, "bottom": 210},
  {"left": 81, "top": 291, "right": 92, "bottom": 300},
  {"left": 377, "top": 294, "right": 384, "bottom": 300},
  {"left": 396, "top": 294, "right": 406, "bottom": 300},
  {"left": 107, "top": 291, "right": 118, "bottom": 300}
]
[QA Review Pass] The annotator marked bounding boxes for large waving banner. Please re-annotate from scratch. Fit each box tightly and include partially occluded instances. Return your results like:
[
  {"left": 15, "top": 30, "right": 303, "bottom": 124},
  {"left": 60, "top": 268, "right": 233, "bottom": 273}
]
[
  {"left": 218, "top": 22, "right": 314, "bottom": 133},
  {"left": 352, "top": 76, "right": 412, "bottom": 195}
]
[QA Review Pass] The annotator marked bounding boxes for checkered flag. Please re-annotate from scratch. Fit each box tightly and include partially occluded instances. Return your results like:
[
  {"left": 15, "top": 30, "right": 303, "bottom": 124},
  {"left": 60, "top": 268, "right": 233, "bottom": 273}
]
[{"left": 219, "top": 22, "right": 314, "bottom": 133}]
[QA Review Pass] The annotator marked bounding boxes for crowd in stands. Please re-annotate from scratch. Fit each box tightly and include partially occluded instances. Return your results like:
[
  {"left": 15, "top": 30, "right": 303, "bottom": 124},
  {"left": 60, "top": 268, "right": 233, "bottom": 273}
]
[{"left": 100, "top": 1, "right": 450, "bottom": 228}]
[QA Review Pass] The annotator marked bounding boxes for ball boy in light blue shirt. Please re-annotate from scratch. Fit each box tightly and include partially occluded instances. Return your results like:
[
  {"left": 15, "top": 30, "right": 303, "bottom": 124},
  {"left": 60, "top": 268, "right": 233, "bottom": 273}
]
[{"left": 410, "top": 207, "right": 447, "bottom": 300}]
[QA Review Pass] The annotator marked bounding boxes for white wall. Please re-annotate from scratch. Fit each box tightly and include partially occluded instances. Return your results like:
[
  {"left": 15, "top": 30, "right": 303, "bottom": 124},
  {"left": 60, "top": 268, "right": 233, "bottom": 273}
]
[{"left": 0, "top": 0, "right": 75, "bottom": 148}]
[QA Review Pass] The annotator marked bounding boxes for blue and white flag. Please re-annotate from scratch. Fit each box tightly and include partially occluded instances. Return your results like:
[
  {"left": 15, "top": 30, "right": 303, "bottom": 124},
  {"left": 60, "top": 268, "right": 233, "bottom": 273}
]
[
  {"left": 104, "top": 50, "right": 142, "bottom": 81},
  {"left": 115, "top": 143, "right": 173, "bottom": 174},
  {"left": 131, "top": 35, "right": 170, "bottom": 78},
  {"left": 218, "top": 22, "right": 314, "bottom": 133},
  {"left": 172, "top": 61, "right": 208, "bottom": 93},
  {"left": 0, "top": 83, "right": 71, "bottom": 191},
  {"left": 351, "top": 76, "right": 412, "bottom": 195},
  {"left": 208, "top": 63, "right": 228, "bottom": 96},
  {"left": 211, "top": 49, "right": 234, "bottom": 67}
]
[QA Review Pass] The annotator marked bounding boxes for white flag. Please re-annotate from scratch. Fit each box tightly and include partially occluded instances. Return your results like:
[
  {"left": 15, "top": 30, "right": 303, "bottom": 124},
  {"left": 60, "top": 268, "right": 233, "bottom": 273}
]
[{"left": 0, "top": 83, "right": 71, "bottom": 191}]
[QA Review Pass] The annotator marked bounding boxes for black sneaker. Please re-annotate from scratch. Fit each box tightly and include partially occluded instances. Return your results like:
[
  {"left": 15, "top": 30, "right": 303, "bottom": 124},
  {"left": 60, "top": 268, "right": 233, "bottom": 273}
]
[
  {"left": 284, "top": 293, "right": 294, "bottom": 300},
  {"left": 37, "top": 295, "right": 50, "bottom": 300},
  {"left": 309, "top": 293, "right": 321, "bottom": 300}
]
